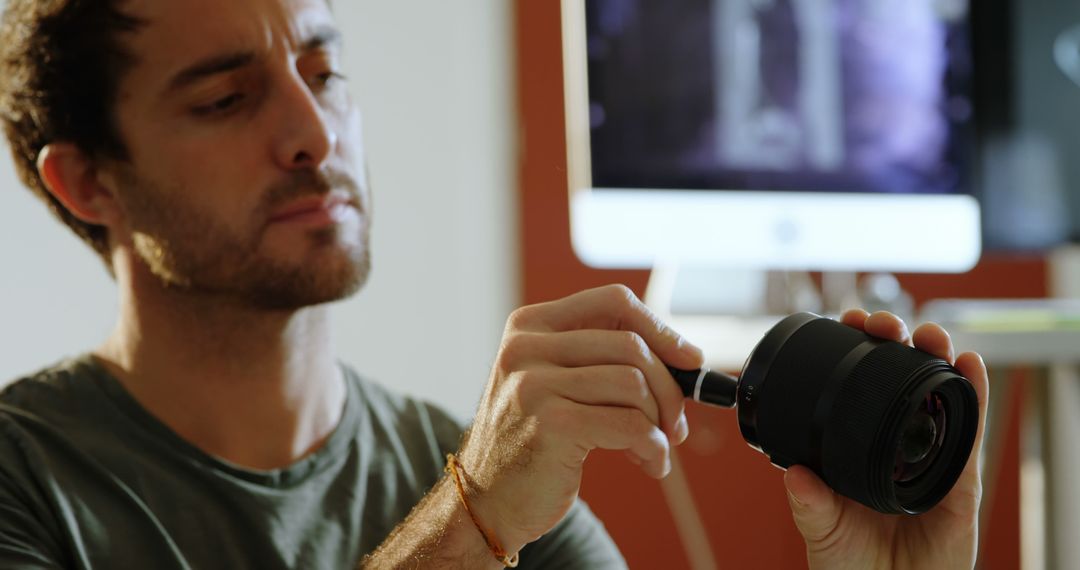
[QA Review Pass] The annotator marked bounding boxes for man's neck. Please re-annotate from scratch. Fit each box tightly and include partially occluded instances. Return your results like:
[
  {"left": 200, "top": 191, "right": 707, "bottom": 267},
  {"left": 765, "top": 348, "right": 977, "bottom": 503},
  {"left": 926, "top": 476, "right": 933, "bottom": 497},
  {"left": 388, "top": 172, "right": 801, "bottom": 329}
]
[{"left": 95, "top": 254, "right": 348, "bottom": 471}]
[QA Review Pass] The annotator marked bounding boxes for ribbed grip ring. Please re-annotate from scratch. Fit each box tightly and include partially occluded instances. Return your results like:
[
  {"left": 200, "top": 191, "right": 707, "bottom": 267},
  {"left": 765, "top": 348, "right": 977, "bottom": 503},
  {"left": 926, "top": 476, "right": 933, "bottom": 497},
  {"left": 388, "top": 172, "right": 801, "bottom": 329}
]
[{"left": 820, "top": 342, "right": 949, "bottom": 513}]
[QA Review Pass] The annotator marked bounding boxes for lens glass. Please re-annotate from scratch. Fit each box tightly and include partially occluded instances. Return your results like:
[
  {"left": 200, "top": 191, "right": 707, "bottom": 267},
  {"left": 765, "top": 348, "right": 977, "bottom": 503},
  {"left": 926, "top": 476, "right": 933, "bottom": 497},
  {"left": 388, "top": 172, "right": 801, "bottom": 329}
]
[{"left": 893, "top": 393, "right": 947, "bottom": 483}]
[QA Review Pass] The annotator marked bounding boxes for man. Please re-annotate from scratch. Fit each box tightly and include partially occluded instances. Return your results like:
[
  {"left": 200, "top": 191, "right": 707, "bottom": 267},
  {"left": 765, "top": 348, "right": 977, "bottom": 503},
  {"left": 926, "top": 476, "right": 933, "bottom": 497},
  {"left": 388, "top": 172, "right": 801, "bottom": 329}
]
[{"left": 0, "top": 0, "right": 989, "bottom": 568}]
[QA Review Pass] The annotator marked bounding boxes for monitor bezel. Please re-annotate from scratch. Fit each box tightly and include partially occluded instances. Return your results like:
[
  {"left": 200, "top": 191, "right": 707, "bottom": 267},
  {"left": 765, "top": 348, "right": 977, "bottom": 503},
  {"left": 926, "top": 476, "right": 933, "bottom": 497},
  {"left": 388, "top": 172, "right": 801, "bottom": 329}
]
[{"left": 561, "top": 0, "right": 982, "bottom": 272}]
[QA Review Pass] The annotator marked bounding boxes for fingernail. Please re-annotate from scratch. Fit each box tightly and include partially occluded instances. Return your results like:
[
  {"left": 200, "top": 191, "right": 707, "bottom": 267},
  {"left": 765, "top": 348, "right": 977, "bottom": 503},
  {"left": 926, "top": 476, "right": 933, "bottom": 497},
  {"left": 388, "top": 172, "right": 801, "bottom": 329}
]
[
  {"left": 787, "top": 488, "right": 807, "bottom": 507},
  {"left": 784, "top": 473, "right": 807, "bottom": 507},
  {"left": 675, "top": 413, "right": 689, "bottom": 444},
  {"left": 678, "top": 336, "right": 704, "bottom": 361}
]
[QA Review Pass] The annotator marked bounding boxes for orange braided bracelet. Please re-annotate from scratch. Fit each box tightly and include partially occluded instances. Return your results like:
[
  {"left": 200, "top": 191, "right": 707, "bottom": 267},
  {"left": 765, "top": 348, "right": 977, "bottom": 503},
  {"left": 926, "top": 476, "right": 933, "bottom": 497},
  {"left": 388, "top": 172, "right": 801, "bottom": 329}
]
[{"left": 444, "top": 454, "right": 520, "bottom": 568}]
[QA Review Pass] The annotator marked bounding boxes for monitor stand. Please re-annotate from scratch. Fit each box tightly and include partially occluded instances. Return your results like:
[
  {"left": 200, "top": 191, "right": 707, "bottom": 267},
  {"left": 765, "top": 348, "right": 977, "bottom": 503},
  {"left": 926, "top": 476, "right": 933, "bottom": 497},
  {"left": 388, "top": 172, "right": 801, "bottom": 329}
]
[{"left": 644, "top": 265, "right": 866, "bottom": 371}]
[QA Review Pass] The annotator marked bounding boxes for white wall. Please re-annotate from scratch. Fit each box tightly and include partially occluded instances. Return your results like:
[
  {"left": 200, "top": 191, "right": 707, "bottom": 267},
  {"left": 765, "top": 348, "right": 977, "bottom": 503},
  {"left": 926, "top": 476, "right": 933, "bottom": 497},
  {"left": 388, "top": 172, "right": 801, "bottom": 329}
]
[{"left": 0, "top": 1, "right": 518, "bottom": 421}]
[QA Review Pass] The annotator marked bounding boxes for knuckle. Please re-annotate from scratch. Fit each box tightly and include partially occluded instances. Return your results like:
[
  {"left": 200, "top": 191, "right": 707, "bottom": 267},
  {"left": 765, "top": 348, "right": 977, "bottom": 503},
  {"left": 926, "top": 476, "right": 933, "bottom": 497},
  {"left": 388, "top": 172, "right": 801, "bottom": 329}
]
[
  {"left": 605, "top": 284, "right": 638, "bottom": 307},
  {"left": 651, "top": 314, "right": 672, "bottom": 338},
  {"left": 619, "top": 331, "right": 649, "bottom": 360},
  {"left": 510, "top": 369, "right": 542, "bottom": 399},
  {"left": 495, "top": 332, "right": 533, "bottom": 371},
  {"left": 506, "top": 306, "right": 536, "bottom": 330},
  {"left": 621, "top": 366, "right": 651, "bottom": 404},
  {"left": 511, "top": 368, "right": 536, "bottom": 392},
  {"left": 609, "top": 283, "right": 634, "bottom": 298},
  {"left": 492, "top": 346, "right": 515, "bottom": 375}
]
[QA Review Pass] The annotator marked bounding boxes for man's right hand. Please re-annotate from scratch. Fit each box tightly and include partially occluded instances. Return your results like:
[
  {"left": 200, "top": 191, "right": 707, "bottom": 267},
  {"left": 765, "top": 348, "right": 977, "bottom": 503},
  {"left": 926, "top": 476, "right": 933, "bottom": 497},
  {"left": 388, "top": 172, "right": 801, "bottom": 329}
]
[{"left": 456, "top": 284, "right": 705, "bottom": 554}]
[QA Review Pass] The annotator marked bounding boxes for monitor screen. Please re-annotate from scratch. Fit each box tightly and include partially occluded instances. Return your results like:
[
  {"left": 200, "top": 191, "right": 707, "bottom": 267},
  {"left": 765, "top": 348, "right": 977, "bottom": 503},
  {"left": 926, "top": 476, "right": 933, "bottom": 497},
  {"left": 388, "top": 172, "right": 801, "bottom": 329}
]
[
  {"left": 587, "top": 0, "right": 974, "bottom": 198},
  {"left": 562, "top": 0, "right": 982, "bottom": 272}
]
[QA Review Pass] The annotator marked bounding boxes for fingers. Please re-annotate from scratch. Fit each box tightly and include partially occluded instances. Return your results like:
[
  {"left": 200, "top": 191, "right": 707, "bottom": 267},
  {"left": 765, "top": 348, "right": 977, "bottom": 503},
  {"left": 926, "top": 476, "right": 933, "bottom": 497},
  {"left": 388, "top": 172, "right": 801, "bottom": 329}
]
[
  {"left": 941, "top": 351, "right": 990, "bottom": 512},
  {"left": 565, "top": 403, "right": 672, "bottom": 479},
  {"left": 844, "top": 309, "right": 955, "bottom": 362},
  {"left": 466, "top": 286, "right": 703, "bottom": 545},
  {"left": 840, "top": 308, "right": 870, "bottom": 330},
  {"left": 501, "top": 329, "right": 687, "bottom": 442},
  {"left": 912, "top": 322, "right": 954, "bottom": 363},
  {"left": 515, "top": 365, "right": 662, "bottom": 436},
  {"left": 784, "top": 465, "right": 844, "bottom": 545},
  {"left": 954, "top": 352, "right": 989, "bottom": 442},
  {"left": 842, "top": 309, "right": 911, "bottom": 345},
  {"left": 864, "top": 311, "right": 912, "bottom": 345},
  {"left": 508, "top": 285, "right": 705, "bottom": 371},
  {"left": 955, "top": 352, "right": 989, "bottom": 460}
]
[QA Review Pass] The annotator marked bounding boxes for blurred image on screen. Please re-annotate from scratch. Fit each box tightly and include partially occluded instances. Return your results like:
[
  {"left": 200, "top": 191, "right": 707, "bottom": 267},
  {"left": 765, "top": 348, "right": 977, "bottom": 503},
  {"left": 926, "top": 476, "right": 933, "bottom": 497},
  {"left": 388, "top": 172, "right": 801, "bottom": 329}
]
[{"left": 587, "top": 0, "right": 974, "bottom": 196}]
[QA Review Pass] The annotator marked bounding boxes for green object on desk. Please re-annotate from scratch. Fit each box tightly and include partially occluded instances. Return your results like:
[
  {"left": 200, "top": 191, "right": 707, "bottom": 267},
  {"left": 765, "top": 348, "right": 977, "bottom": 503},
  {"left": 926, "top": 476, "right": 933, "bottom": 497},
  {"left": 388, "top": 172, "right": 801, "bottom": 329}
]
[
  {"left": 921, "top": 298, "right": 1080, "bottom": 335},
  {"left": 961, "top": 309, "right": 1080, "bottom": 333}
]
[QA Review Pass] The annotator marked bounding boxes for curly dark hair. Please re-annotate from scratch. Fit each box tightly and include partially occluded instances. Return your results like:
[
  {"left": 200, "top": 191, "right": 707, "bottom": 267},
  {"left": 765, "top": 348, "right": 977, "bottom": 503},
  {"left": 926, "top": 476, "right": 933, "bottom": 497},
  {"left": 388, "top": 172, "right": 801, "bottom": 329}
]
[{"left": 0, "top": 0, "right": 145, "bottom": 266}]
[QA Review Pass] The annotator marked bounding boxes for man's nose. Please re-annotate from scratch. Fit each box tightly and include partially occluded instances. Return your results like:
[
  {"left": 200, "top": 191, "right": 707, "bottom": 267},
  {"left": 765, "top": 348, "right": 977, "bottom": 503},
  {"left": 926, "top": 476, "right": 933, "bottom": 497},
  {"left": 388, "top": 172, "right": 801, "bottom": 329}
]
[{"left": 271, "top": 73, "right": 337, "bottom": 171}]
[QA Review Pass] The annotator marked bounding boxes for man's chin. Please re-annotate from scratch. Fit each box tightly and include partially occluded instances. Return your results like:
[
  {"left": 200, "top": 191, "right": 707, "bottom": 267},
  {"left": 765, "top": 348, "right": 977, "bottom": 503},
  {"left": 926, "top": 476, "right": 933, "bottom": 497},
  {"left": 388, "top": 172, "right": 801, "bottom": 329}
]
[
  {"left": 133, "top": 231, "right": 371, "bottom": 311},
  {"left": 243, "top": 254, "right": 371, "bottom": 312}
]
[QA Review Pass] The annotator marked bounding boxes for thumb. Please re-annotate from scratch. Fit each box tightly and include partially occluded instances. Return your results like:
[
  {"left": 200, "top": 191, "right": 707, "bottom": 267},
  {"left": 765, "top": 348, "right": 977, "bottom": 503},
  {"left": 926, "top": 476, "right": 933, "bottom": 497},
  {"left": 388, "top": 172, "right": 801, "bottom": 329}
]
[{"left": 784, "top": 465, "right": 844, "bottom": 545}]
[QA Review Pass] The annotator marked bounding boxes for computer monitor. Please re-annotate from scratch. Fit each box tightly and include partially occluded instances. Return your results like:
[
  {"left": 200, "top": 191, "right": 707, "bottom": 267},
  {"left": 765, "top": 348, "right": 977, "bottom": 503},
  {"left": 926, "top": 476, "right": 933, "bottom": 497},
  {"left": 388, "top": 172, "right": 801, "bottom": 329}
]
[{"left": 562, "top": 0, "right": 982, "bottom": 272}]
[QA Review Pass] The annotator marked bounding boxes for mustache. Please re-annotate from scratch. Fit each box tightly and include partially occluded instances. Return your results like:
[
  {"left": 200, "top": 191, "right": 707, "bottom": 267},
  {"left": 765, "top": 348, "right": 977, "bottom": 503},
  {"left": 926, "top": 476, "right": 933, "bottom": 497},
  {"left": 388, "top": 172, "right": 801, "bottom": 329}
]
[{"left": 260, "top": 168, "right": 363, "bottom": 214}]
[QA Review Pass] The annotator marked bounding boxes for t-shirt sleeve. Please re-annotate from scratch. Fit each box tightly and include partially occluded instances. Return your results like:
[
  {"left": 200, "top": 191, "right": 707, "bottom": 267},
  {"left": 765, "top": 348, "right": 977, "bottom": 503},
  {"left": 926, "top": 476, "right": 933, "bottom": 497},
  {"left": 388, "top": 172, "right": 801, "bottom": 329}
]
[
  {"left": 0, "top": 497, "right": 64, "bottom": 569},
  {"left": 0, "top": 416, "right": 66, "bottom": 569},
  {"left": 519, "top": 498, "right": 627, "bottom": 569}
]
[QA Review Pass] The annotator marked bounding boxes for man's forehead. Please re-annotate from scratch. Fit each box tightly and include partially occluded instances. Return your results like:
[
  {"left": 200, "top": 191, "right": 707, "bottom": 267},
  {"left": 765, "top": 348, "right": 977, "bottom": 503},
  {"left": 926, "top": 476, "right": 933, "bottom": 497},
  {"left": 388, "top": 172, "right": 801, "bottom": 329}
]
[{"left": 122, "top": 0, "right": 336, "bottom": 68}]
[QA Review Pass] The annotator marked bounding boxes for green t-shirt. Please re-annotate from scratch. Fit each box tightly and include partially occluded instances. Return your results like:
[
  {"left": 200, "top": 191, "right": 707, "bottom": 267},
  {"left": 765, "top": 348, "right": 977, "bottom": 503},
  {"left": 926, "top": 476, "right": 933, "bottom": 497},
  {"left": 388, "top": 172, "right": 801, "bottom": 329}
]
[{"left": 0, "top": 356, "right": 626, "bottom": 569}]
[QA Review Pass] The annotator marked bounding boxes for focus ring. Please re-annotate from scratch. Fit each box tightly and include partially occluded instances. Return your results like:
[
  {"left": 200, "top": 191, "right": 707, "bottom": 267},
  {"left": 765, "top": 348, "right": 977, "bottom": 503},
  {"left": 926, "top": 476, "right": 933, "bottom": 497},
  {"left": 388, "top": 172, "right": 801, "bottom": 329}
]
[{"left": 821, "top": 342, "right": 944, "bottom": 513}]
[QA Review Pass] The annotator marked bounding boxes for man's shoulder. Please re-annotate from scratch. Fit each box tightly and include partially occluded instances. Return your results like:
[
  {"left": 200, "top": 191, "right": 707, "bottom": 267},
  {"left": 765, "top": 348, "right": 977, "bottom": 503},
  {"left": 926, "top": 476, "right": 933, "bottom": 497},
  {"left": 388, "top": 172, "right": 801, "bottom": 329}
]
[{"left": 0, "top": 355, "right": 96, "bottom": 417}]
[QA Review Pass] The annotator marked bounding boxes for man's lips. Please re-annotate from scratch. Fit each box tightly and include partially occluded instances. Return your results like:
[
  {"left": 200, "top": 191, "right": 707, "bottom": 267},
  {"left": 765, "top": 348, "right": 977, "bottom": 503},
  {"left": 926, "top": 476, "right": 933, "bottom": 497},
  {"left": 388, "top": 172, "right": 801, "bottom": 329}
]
[{"left": 268, "top": 193, "right": 356, "bottom": 225}]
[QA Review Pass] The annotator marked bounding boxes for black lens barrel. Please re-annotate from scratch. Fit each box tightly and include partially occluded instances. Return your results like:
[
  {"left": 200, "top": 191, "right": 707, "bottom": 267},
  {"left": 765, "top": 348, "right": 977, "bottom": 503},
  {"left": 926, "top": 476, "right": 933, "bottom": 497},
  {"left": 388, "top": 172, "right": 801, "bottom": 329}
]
[{"left": 736, "top": 313, "right": 979, "bottom": 514}]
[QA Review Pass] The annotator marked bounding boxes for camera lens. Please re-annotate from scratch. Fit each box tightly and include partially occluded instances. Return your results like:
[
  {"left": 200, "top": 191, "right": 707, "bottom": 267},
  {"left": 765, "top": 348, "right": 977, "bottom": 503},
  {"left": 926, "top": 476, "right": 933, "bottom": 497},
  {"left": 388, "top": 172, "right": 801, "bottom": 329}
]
[
  {"left": 894, "top": 393, "right": 945, "bottom": 482},
  {"left": 736, "top": 313, "right": 979, "bottom": 514}
]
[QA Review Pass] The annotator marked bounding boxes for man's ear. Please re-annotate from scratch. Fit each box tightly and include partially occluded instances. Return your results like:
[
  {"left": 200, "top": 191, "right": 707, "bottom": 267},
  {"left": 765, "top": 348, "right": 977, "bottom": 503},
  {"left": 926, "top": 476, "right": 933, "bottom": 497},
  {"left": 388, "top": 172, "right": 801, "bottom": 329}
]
[{"left": 36, "top": 143, "right": 123, "bottom": 227}]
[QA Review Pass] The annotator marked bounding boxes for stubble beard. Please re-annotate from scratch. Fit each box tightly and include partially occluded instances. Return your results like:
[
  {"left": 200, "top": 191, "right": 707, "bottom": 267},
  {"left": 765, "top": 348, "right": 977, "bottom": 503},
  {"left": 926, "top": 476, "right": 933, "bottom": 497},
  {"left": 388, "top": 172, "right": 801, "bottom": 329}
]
[{"left": 119, "top": 167, "right": 372, "bottom": 311}]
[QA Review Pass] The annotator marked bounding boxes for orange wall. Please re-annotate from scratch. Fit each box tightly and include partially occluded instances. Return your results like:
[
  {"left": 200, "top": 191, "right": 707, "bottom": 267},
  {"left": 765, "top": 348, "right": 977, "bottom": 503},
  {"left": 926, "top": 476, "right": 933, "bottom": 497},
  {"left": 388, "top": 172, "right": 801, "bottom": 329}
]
[{"left": 515, "top": 2, "right": 1040, "bottom": 567}]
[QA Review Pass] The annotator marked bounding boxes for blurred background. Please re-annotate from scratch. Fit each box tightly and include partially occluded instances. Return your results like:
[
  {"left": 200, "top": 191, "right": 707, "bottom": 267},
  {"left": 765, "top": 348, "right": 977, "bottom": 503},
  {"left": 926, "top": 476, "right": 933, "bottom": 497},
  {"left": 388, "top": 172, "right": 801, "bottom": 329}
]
[{"left": 2, "top": 0, "right": 1079, "bottom": 568}]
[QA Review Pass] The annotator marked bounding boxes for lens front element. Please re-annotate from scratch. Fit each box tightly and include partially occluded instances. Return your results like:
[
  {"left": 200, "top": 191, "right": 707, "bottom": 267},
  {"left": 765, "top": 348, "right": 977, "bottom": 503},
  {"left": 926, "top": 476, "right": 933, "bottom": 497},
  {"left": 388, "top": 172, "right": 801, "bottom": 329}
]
[{"left": 895, "top": 393, "right": 946, "bottom": 483}]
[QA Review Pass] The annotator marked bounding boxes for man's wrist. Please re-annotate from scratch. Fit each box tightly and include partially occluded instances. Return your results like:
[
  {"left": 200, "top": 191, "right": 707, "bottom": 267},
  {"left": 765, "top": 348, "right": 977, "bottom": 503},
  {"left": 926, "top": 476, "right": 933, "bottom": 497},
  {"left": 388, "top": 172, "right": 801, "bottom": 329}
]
[
  {"left": 444, "top": 453, "right": 527, "bottom": 566},
  {"left": 441, "top": 475, "right": 521, "bottom": 568},
  {"left": 363, "top": 475, "right": 506, "bottom": 569}
]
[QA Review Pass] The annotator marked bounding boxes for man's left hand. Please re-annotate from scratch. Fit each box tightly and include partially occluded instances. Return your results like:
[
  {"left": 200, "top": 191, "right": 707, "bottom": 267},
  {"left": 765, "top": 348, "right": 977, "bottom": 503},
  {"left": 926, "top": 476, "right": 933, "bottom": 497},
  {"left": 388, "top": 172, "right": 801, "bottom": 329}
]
[{"left": 784, "top": 310, "right": 989, "bottom": 570}]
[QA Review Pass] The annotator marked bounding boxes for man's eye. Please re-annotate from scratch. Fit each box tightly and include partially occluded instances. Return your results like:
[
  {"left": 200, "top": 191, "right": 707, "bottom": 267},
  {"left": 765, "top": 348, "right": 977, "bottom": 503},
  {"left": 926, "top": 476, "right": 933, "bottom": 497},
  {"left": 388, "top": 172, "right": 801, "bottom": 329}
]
[
  {"left": 312, "top": 71, "right": 346, "bottom": 89},
  {"left": 192, "top": 93, "right": 246, "bottom": 116}
]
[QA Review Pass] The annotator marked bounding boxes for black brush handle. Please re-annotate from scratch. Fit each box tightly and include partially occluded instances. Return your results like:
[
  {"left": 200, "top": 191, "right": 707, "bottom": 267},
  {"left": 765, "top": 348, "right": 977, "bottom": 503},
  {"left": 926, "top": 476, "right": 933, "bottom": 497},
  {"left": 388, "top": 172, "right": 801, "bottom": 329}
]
[{"left": 667, "top": 366, "right": 740, "bottom": 408}]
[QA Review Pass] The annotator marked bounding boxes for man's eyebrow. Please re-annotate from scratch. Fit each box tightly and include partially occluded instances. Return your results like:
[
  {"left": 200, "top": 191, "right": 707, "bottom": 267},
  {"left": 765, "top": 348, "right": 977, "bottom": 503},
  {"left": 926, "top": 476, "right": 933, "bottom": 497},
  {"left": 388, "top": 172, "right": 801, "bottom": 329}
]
[
  {"left": 167, "top": 51, "right": 256, "bottom": 93},
  {"left": 301, "top": 26, "right": 342, "bottom": 52},
  {"left": 164, "top": 27, "right": 340, "bottom": 94}
]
